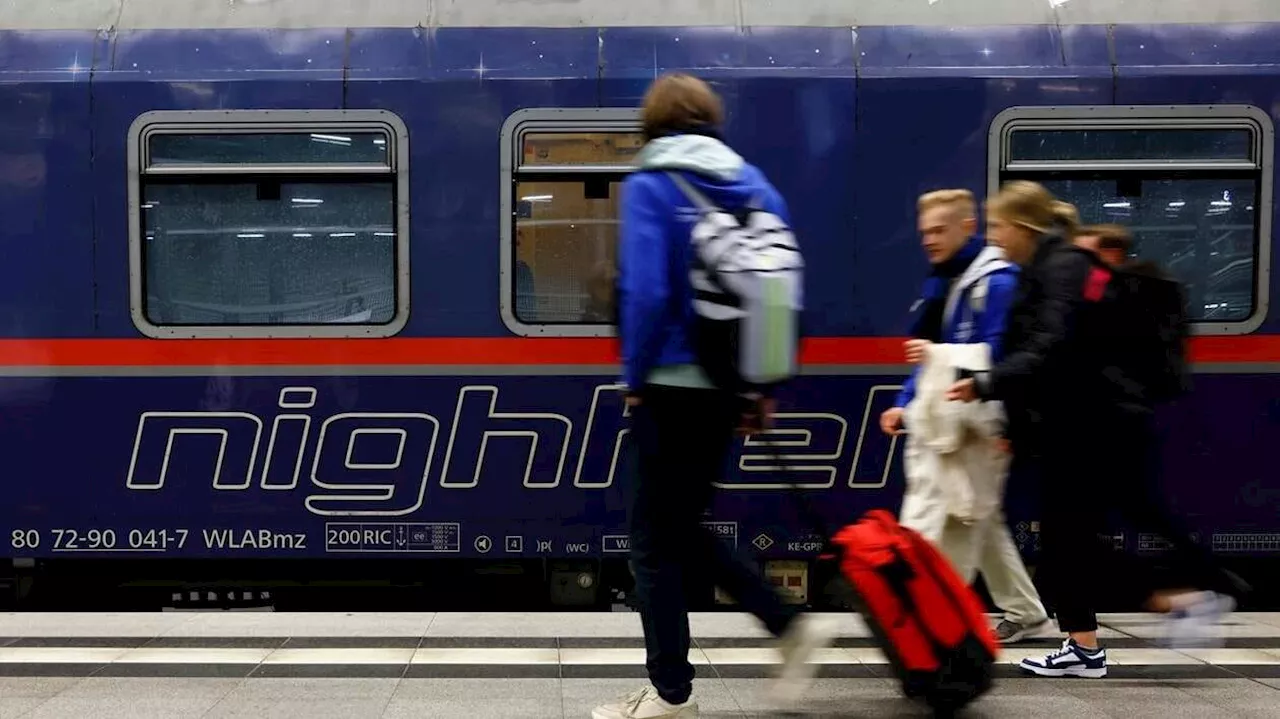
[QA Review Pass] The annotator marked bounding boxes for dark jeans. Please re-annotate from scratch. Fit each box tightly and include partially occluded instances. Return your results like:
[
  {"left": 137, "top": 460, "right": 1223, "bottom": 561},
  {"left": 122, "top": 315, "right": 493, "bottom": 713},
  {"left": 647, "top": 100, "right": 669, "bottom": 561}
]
[
  {"left": 629, "top": 384, "right": 799, "bottom": 705},
  {"left": 1038, "top": 410, "right": 1235, "bottom": 634}
]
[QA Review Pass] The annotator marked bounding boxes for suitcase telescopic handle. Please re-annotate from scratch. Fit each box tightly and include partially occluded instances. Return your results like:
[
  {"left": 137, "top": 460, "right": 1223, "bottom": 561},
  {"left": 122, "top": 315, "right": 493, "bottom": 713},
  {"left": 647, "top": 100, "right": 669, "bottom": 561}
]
[{"left": 761, "top": 438, "right": 841, "bottom": 560}]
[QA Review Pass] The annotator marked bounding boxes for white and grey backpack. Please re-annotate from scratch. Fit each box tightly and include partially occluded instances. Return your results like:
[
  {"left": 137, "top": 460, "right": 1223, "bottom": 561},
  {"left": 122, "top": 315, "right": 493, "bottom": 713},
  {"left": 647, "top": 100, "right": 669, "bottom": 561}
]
[{"left": 667, "top": 171, "right": 804, "bottom": 393}]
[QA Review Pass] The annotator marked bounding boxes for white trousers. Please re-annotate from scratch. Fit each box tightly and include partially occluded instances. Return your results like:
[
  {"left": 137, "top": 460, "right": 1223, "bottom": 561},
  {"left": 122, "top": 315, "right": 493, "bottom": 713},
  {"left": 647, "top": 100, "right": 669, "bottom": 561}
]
[
  {"left": 900, "top": 432, "right": 1047, "bottom": 626},
  {"left": 932, "top": 511, "right": 1047, "bottom": 626}
]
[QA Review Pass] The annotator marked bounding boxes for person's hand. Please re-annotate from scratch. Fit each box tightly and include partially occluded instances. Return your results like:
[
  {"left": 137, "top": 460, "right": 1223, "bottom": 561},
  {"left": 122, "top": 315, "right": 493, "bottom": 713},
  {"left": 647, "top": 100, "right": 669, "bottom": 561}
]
[
  {"left": 904, "top": 339, "right": 931, "bottom": 364},
  {"left": 737, "top": 396, "right": 776, "bottom": 436},
  {"left": 761, "top": 396, "right": 777, "bottom": 425},
  {"left": 946, "top": 378, "right": 977, "bottom": 402},
  {"left": 879, "top": 407, "right": 905, "bottom": 436},
  {"left": 625, "top": 393, "right": 641, "bottom": 408}
]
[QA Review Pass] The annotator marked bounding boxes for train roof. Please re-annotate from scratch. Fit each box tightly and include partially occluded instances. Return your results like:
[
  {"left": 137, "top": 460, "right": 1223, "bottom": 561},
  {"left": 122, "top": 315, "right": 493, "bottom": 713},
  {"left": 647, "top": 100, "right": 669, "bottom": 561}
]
[{"left": 3, "top": 0, "right": 1279, "bottom": 31}]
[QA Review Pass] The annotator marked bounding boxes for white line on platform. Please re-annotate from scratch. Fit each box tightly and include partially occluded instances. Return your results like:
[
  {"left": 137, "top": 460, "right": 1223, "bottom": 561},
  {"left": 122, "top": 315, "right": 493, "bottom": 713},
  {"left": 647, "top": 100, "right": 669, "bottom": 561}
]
[
  {"left": 411, "top": 648, "right": 561, "bottom": 665},
  {"left": 117, "top": 648, "right": 272, "bottom": 664},
  {"left": 262, "top": 648, "right": 417, "bottom": 665},
  {"left": 0, "top": 648, "right": 130, "bottom": 663},
  {"left": 0, "top": 646, "right": 1264, "bottom": 667}
]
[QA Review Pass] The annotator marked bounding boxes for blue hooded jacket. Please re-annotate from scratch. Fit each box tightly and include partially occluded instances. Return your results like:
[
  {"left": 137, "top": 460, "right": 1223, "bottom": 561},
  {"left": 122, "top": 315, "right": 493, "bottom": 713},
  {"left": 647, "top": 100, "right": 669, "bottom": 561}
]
[
  {"left": 894, "top": 239, "right": 1020, "bottom": 408},
  {"left": 618, "top": 133, "right": 791, "bottom": 393}
]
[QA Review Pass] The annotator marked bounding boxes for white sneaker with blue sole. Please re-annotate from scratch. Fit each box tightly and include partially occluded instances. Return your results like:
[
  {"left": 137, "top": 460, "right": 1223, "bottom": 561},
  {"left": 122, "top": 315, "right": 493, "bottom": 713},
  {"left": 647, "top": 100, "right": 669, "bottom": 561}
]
[
  {"left": 1020, "top": 638, "right": 1107, "bottom": 678},
  {"left": 1165, "top": 591, "right": 1236, "bottom": 648}
]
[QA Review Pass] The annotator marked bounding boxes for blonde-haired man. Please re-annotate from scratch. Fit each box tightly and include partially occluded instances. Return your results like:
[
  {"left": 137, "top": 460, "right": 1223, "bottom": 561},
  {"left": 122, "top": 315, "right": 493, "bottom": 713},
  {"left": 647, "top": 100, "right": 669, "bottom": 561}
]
[{"left": 880, "top": 189, "right": 1050, "bottom": 645}]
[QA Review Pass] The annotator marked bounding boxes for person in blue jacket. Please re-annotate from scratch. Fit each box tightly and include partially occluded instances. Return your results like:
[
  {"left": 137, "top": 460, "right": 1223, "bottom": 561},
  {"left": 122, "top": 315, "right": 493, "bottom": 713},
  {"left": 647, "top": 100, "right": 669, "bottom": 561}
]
[
  {"left": 879, "top": 189, "right": 1050, "bottom": 646},
  {"left": 593, "top": 74, "right": 833, "bottom": 719}
]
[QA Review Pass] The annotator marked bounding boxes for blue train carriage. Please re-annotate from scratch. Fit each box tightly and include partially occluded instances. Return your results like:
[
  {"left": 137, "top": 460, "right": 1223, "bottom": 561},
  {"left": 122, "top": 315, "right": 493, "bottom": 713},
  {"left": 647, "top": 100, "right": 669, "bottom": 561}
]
[{"left": 0, "top": 0, "right": 1278, "bottom": 610}]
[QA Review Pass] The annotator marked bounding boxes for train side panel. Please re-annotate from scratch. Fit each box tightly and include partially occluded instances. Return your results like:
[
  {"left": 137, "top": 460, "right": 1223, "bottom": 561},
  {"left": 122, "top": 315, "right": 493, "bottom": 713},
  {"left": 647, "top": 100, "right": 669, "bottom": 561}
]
[
  {"left": 0, "top": 31, "right": 99, "bottom": 339},
  {"left": 0, "top": 23, "right": 1275, "bottom": 580}
]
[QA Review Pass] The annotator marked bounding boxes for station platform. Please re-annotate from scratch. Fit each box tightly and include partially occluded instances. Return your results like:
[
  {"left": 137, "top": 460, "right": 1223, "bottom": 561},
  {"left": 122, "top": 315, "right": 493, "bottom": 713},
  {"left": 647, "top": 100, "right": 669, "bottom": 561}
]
[{"left": 1, "top": 611, "right": 1279, "bottom": 717}]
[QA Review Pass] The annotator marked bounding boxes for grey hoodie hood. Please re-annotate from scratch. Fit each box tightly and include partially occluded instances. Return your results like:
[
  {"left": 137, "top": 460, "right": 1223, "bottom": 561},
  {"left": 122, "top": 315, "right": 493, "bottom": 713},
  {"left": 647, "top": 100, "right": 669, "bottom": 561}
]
[{"left": 636, "top": 134, "right": 745, "bottom": 182}]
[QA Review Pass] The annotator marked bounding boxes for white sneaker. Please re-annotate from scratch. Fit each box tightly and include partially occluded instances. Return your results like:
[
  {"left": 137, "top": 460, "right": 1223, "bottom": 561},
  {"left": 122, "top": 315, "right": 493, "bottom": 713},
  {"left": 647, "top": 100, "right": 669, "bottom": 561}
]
[
  {"left": 1019, "top": 638, "right": 1107, "bottom": 678},
  {"left": 769, "top": 614, "right": 839, "bottom": 704},
  {"left": 1165, "top": 591, "right": 1236, "bottom": 648},
  {"left": 591, "top": 686, "right": 699, "bottom": 719}
]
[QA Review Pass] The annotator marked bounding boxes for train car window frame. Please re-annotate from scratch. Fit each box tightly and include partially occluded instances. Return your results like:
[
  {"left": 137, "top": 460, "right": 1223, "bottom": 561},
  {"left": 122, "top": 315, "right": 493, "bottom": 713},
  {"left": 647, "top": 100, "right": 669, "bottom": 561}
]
[
  {"left": 498, "top": 107, "right": 642, "bottom": 338},
  {"left": 988, "top": 105, "right": 1274, "bottom": 336},
  {"left": 127, "top": 109, "right": 411, "bottom": 339}
]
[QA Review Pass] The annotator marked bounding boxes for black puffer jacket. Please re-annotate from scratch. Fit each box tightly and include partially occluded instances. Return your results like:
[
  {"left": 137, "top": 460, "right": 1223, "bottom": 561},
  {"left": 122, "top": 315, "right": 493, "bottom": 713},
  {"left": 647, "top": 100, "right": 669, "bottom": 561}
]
[{"left": 974, "top": 229, "right": 1100, "bottom": 452}]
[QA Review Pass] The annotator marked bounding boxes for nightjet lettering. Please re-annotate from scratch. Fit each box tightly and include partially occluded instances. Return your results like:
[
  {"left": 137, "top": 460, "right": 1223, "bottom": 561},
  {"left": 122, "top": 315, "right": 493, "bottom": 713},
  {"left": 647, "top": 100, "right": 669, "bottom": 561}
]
[
  {"left": 724, "top": 384, "right": 904, "bottom": 490},
  {"left": 124, "top": 383, "right": 901, "bottom": 517},
  {"left": 439, "top": 386, "right": 572, "bottom": 489},
  {"left": 572, "top": 384, "right": 633, "bottom": 488}
]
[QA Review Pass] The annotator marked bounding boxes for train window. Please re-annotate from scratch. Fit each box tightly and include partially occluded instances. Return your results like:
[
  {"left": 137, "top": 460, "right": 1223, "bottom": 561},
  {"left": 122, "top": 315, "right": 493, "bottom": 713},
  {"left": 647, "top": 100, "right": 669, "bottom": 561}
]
[
  {"left": 148, "top": 132, "right": 391, "bottom": 168},
  {"left": 991, "top": 106, "right": 1274, "bottom": 335},
  {"left": 513, "top": 178, "right": 623, "bottom": 323},
  {"left": 1007, "top": 128, "right": 1255, "bottom": 165},
  {"left": 520, "top": 132, "right": 644, "bottom": 167},
  {"left": 127, "top": 110, "right": 410, "bottom": 339},
  {"left": 500, "top": 109, "right": 642, "bottom": 337}
]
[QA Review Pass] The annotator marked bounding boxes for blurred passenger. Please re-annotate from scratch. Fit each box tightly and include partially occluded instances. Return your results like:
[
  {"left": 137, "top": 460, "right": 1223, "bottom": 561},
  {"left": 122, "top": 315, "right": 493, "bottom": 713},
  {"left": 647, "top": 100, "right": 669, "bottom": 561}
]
[
  {"left": 881, "top": 189, "right": 1049, "bottom": 644},
  {"left": 594, "top": 73, "right": 832, "bottom": 719},
  {"left": 947, "top": 181, "right": 1243, "bottom": 679},
  {"left": 1074, "top": 223, "right": 1131, "bottom": 267},
  {"left": 514, "top": 228, "right": 538, "bottom": 321},
  {"left": 581, "top": 259, "right": 617, "bottom": 323}
]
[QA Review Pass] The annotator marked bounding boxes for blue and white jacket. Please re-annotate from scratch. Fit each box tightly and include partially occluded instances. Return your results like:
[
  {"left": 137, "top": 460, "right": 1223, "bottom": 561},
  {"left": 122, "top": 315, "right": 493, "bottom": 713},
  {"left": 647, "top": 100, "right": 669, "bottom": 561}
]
[
  {"left": 618, "top": 133, "right": 790, "bottom": 393},
  {"left": 894, "top": 243, "right": 1020, "bottom": 409}
]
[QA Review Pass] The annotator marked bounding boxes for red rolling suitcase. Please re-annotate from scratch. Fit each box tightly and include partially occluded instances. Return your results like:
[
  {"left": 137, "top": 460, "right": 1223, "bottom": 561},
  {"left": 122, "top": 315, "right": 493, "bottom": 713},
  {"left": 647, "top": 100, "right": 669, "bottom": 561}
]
[{"left": 828, "top": 510, "right": 998, "bottom": 715}]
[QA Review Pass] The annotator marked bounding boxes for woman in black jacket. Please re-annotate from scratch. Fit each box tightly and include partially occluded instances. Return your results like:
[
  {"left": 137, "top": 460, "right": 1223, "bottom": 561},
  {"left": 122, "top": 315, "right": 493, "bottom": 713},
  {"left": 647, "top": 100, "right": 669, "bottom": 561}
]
[
  {"left": 948, "top": 181, "right": 1239, "bottom": 680},
  {"left": 947, "top": 182, "right": 1093, "bottom": 455}
]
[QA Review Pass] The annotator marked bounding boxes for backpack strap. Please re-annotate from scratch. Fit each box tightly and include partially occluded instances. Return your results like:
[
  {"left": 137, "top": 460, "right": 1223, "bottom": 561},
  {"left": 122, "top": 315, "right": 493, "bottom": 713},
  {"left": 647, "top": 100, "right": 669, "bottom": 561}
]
[
  {"left": 943, "top": 246, "right": 1009, "bottom": 327},
  {"left": 668, "top": 171, "right": 771, "bottom": 228},
  {"left": 969, "top": 275, "right": 989, "bottom": 315},
  {"left": 666, "top": 171, "right": 718, "bottom": 213},
  {"left": 668, "top": 171, "right": 736, "bottom": 302}
]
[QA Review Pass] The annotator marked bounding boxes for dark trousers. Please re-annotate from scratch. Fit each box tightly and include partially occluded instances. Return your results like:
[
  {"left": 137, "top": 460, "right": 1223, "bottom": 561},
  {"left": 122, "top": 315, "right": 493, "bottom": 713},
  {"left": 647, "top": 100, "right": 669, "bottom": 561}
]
[
  {"left": 629, "top": 384, "right": 799, "bottom": 705},
  {"left": 1038, "top": 410, "right": 1234, "bottom": 634}
]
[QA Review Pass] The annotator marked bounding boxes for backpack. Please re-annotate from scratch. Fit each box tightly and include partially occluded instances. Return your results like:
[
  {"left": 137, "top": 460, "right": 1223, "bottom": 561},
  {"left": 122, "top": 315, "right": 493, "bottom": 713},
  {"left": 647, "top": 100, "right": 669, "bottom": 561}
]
[
  {"left": 667, "top": 171, "right": 805, "bottom": 394},
  {"left": 1117, "top": 261, "right": 1191, "bottom": 403},
  {"left": 1086, "top": 259, "right": 1191, "bottom": 405}
]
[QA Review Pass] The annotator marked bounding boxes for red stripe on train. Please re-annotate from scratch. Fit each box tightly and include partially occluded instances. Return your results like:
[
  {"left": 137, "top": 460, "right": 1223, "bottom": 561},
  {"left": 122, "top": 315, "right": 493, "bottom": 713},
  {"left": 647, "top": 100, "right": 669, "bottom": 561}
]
[{"left": 0, "top": 336, "right": 1271, "bottom": 367}]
